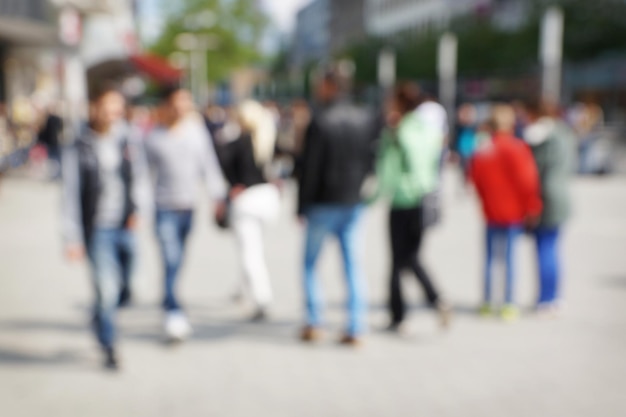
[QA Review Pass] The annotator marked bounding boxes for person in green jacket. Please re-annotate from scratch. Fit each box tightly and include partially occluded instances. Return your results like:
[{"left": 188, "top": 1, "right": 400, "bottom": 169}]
[
  {"left": 524, "top": 100, "right": 575, "bottom": 314},
  {"left": 372, "top": 83, "right": 451, "bottom": 332}
]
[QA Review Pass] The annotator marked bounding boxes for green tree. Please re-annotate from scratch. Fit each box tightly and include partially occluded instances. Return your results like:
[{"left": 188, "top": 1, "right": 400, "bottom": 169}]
[{"left": 150, "top": 0, "right": 269, "bottom": 83}]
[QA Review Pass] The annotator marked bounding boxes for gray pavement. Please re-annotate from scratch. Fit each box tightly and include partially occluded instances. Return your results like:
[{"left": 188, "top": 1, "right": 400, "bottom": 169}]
[{"left": 0, "top": 171, "right": 625, "bottom": 417}]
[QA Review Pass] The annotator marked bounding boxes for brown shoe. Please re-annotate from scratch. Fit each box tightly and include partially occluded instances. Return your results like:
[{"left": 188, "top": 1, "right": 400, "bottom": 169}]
[
  {"left": 300, "top": 326, "right": 323, "bottom": 343},
  {"left": 437, "top": 302, "right": 453, "bottom": 330},
  {"left": 338, "top": 334, "right": 363, "bottom": 348}
]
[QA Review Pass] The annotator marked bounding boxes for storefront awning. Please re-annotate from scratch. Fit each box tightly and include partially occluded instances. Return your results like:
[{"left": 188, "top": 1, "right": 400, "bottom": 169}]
[{"left": 129, "top": 54, "right": 182, "bottom": 85}]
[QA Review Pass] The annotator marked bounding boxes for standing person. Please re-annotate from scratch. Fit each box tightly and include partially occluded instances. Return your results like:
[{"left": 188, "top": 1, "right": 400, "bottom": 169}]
[
  {"left": 373, "top": 83, "right": 451, "bottom": 332},
  {"left": 524, "top": 100, "right": 574, "bottom": 315},
  {"left": 213, "top": 100, "right": 281, "bottom": 321},
  {"left": 62, "top": 86, "right": 141, "bottom": 370},
  {"left": 453, "top": 103, "right": 479, "bottom": 183},
  {"left": 145, "top": 86, "right": 227, "bottom": 342},
  {"left": 297, "top": 72, "right": 377, "bottom": 346},
  {"left": 37, "top": 105, "right": 64, "bottom": 179},
  {"left": 469, "top": 104, "right": 542, "bottom": 321}
]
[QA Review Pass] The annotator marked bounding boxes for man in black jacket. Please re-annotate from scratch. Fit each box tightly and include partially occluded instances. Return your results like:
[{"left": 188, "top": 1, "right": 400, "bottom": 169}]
[
  {"left": 62, "top": 86, "right": 142, "bottom": 370},
  {"left": 298, "top": 73, "right": 377, "bottom": 346}
]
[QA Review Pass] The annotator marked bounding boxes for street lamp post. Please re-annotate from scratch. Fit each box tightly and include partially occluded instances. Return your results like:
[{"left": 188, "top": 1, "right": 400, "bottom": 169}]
[
  {"left": 438, "top": 32, "right": 458, "bottom": 133},
  {"left": 540, "top": 7, "right": 564, "bottom": 104}
]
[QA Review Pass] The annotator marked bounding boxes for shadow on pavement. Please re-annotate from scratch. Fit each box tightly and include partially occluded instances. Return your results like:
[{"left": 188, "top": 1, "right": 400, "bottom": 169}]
[
  {"left": 124, "top": 318, "right": 298, "bottom": 347},
  {"left": 0, "top": 347, "right": 86, "bottom": 368},
  {"left": 604, "top": 275, "right": 626, "bottom": 289},
  {"left": 0, "top": 320, "right": 87, "bottom": 333}
]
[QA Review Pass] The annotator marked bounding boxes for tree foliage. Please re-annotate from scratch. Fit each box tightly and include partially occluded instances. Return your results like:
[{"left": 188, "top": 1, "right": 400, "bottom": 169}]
[{"left": 150, "top": 0, "right": 269, "bottom": 82}]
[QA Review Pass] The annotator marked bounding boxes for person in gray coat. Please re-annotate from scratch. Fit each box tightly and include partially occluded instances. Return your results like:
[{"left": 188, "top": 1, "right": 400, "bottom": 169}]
[{"left": 523, "top": 101, "right": 575, "bottom": 315}]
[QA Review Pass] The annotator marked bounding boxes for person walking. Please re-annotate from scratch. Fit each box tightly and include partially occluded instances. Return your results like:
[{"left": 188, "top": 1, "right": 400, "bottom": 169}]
[
  {"left": 145, "top": 86, "right": 227, "bottom": 342},
  {"left": 373, "top": 83, "right": 451, "bottom": 332},
  {"left": 453, "top": 103, "right": 479, "bottom": 183},
  {"left": 297, "top": 72, "right": 378, "bottom": 346},
  {"left": 470, "top": 104, "right": 543, "bottom": 321},
  {"left": 524, "top": 100, "right": 574, "bottom": 315},
  {"left": 37, "top": 105, "right": 63, "bottom": 180},
  {"left": 62, "top": 85, "right": 141, "bottom": 370},
  {"left": 213, "top": 100, "right": 281, "bottom": 321}
]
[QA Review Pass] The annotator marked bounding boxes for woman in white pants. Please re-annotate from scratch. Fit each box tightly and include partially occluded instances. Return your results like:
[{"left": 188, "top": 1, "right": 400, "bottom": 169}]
[{"left": 214, "top": 101, "right": 281, "bottom": 320}]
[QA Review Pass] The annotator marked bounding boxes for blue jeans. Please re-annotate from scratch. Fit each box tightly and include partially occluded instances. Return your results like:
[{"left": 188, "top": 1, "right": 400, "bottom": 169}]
[
  {"left": 303, "top": 204, "right": 366, "bottom": 337},
  {"left": 535, "top": 228, "right": 561, "bottom": 305},
  {"left": 484, "top": 225, "right": 521, "bottom": 305},
  {"left": 87, "top": 228, "right": 136, "bottom": 349},
  {"left": 156, "top": 210, "right": 193, "bottom": 311}
]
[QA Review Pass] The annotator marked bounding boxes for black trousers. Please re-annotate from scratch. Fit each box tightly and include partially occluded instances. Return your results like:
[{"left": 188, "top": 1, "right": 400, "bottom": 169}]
[{"left": 389, "top": 206, "right": 440, "bottom": 324}]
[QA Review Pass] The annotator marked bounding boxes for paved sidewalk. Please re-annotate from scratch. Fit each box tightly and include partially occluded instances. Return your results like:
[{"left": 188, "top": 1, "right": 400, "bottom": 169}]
[{"left": 0, "top": 172, "right": 624, "bottom": 417}]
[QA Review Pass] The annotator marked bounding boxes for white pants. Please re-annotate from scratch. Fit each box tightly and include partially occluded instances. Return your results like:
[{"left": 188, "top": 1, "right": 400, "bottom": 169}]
[{"left": 231, "top": 183, "right": 281, "bottom": 308}]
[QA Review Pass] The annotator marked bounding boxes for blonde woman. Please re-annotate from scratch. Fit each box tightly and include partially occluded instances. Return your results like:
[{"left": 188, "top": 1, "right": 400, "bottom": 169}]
[{"left": 214, "top": 100, "right": 281, "bottom": 321}]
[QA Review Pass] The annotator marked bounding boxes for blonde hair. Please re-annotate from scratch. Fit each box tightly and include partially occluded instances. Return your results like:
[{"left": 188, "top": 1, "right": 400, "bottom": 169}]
[
  {"left": 237, "top": 100, "right": 277, "bottom": 167},
  {"left": 491, "top": 104, "right": 516, "bottom": 133}
]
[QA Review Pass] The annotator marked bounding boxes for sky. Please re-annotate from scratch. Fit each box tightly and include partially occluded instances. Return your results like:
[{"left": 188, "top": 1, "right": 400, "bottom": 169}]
[
  {"left": 139, "top": 0, "right": 311, "bottom": 47},
  {"left": 260, "top": 0, "right": 310, "bottom": 32}
]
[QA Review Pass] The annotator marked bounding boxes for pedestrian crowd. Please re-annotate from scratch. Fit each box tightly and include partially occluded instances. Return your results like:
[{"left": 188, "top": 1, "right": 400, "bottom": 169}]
[{"left": 59, "top": 73, "right": 576, "bottom": 370}]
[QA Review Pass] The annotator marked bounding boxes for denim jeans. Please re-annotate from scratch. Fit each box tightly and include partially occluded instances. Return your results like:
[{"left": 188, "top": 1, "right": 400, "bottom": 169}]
[
  {"left": 156, "top": 210, "right": 193, "bottom": 311},
  {"left": 87, "top": 228, "right": 136, "bottom": 349},
  {"left": 303, "top": 204, "right": 366, "bottom": 337},
  {"left": 484, "top": 225, "right": 522, "bottom": 305},
  {"left": 535, "top": 228, "right": 561, "bottom": 305}
]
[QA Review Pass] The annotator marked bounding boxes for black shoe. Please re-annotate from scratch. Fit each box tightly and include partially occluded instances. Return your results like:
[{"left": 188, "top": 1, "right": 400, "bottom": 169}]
[
  {"left": 386, "top": 321, "right": 410, "bottom": 335},
  {"left": 103, "top": 347, "right": 119, "bottom": 371},
  {"left": 250, "top": 308, "right": 268, "bottom": 323},
  {"left": 118, "top": 288, "right": 132, "bottom": 308}
]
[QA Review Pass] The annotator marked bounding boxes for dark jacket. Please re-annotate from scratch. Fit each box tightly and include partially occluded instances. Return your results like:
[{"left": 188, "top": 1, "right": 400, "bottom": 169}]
[
  {"left": 38, "top": 114, "right": 63, "bottom": 149},
  {"left": 297, "top": 100, "right": 378, "bottom": 215},
  {"left": 62, "top": 126, "right": 136, "bottom": 246},
  {"left": 215, "top": 133, "right": 266, "bottom": 188}
]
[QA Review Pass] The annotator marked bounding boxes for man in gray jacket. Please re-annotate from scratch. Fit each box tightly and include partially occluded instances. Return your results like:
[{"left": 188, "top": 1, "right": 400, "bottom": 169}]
[{"left": 62, "top": 85, "right": 143, "bottom": 370}]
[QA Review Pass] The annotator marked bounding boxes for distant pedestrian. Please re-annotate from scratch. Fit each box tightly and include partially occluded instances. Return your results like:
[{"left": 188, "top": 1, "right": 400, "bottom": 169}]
[
  {"left": 524, "top": 100, "right": 575, "bottom": 315},
  {"left": 470, "top": 104, "right": 542, "bottom": 321},
  {"left": 145, "top": 86, "right": 228, "bottom": 342},
  {"left": 62, "top": 85, "right": 142, "bottom": 370},
  {"left": 37, "top": 105, "right": 63, "bottom": 179},
  {"left": 373, "top": 82, "right": 451, "bottom": 332},
  {"left": 297, "top": 72, "right": 378, "bottom": 346},
  {"left": 453, "top": 103, "right": 479, "bottom": 183}
]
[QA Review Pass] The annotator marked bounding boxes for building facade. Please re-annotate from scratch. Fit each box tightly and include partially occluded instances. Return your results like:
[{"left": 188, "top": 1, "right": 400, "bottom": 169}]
[
  {"left": 365, "top": 0, "right": 490, "bottom": 37},
  {"left": 291, "top": 0, "right": 330, "bottom": 69},
  {"left": 329, "top": 0, "right": 366, "bottom": 53}
]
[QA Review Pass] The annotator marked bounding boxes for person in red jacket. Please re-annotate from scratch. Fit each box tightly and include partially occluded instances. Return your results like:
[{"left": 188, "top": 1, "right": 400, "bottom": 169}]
[{"left": 470, "top": 104, "right": 542, "bottom": 321}]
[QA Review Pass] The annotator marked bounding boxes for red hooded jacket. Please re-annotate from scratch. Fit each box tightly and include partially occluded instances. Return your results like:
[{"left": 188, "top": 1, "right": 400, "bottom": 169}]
[{"left": 470, "top": 132, "right": 542, "bottom": 226}]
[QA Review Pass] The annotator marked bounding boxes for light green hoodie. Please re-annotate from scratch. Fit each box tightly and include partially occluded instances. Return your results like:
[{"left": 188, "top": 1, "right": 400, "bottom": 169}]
[{"left": 373, "top": 113, "right": 444, "bottom": 208}]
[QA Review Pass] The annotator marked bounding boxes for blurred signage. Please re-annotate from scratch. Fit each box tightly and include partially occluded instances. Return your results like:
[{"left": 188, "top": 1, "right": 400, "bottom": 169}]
[
  {"left": 0, "top": 0, "right": 47, "bottom": 22},
  {"left": 59, "top": 8, "right": 82, "bottom": 46}
]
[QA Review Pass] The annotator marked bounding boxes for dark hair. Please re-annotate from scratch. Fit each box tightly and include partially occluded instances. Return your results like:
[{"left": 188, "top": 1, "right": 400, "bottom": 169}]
[
  {"left": 393, "top": 82, "right": 421, "bottom": 114},
  {"left": 157, "top": 83, "right": 184, "bottom": 103},
  {"left": 90, "top": 82, "right": 122, "bottom": 103},
  {"left": 523, "top": 97, "right": 561, "bottom": 119}
]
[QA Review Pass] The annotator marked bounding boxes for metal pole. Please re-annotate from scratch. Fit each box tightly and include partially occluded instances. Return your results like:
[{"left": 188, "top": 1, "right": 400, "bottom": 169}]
[
  {"left": 189, "top": 50, "right": 199, "bottom": 103},
  {"left": 197, "top": 47, "right": 208, "bottom": 107},
  {"left": 378, "top": 48, "right": 396, "bottom": 91},
  {"left": 438, "top": 32, "right": 457, "bottom": 131},
  {"left": 541, "top": 7, "right": 564, "bottom": 104}
]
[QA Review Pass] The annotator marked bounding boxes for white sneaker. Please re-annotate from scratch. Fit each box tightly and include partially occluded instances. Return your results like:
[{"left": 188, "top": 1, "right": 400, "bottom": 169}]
[{"left": 164, "top": 311, "right": 192, "bottom": 342}]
